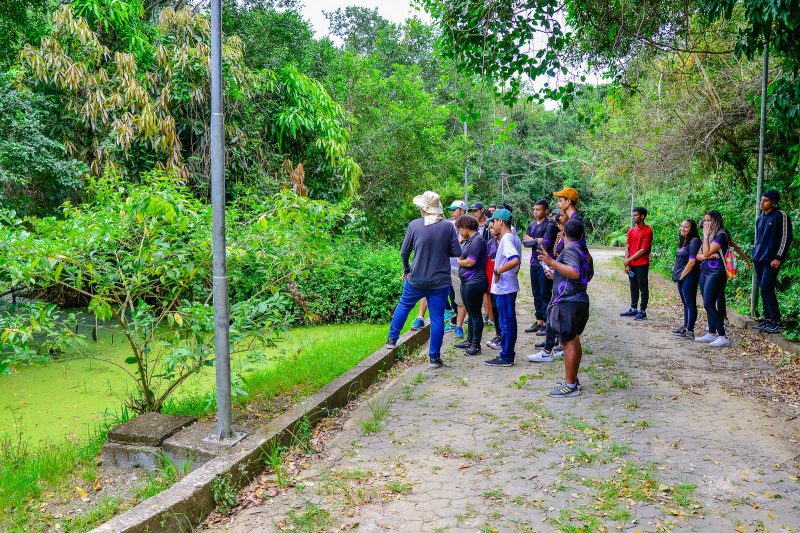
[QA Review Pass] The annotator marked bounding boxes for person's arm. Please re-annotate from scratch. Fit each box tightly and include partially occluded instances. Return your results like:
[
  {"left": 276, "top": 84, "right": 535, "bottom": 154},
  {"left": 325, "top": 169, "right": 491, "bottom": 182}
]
[
  {"left": 623, "top": 229, "right": 631, "bottom": 271},
  {"left": 539, "top": 248, "right": 580, "bottom": 279},
  {"left": 773, "top": 210, "right": 793, "bottom": 267},
  {"left": 400, "top": 227, "right": 413, "bottom": 280},
  {"left": 522, "top": 222, "right": 536, "bottom": 246},
  {"left": 679, "top": 240, "right": 700, "bottom": 281},
  {"left": 729, "top": 237, "right": 752, "bottom": 268},
  {"left": 448, "top": 225, "right": 462, "bottom": 258},
  {"left": 493, "top": 235, "right": 520, "bottom": 278},
  {"left": 698, "top": 235, "right": 722, "bottom": 260}
]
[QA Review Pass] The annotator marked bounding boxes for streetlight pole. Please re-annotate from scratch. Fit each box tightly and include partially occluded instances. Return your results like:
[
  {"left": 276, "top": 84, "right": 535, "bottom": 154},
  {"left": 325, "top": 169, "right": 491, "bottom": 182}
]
[
  {"left": 463, "top": 121, "right": 469, "bottom": 204},
  {"left": 750, "top": 28, "right": 770, "bottom": 318},
  {"left": 209, "top": 0, "right": 233, "bottom": 440}
]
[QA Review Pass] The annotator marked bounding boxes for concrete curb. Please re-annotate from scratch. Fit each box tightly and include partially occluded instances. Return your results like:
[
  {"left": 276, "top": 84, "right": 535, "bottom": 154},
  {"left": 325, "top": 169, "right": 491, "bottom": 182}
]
[{"left": 92, "top": 323, "right": 430, "bottom": 533}]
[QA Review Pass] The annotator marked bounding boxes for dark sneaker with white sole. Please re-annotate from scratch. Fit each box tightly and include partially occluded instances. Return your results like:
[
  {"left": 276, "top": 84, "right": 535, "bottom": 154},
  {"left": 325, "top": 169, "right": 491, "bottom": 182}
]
[
  {"left": 548, "top": 383, "right": 580, "bottom": 397},
  {"left": 672, "top": 326, "right": 686, "bottom": 336},
  {"left": 524, "top": 323, "right": 541, "bottom": 333},
  {"left": 634, "top": 311, "right": 647, "bottom": 320},
  {"left": 762, "top": 323, "right": 784, "bottom": 334},
  {"left": 484, "top": 356, "right": 514, "bottom": 367},
  {"left": 454, "top": 340, "right": 472, "bottom": 349},
  {"left": 465, "top": 345, "right": 481, "bottom": 356},
  {"left": 535, "top": 340, "right": 546, "bottom": 349},
  {"left": 385, "top": 339, "right": 398, "bottom": 350},
  {"left": 620, "top": 308, "right": 638, "bottom": 317},
  {"left": 428, "top": 358, "right": 443, "bottom": 368}
]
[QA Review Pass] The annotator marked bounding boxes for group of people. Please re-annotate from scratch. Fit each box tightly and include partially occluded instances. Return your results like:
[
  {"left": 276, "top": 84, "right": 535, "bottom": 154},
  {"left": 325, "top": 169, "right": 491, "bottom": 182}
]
[
  {"left": 385, "top": 185, "right": 794, "bottom": 398},
  {"left": 385, "top": 187, "right": 593, "bottom": 398},
  {"left": 621, "top": 190, "right": 793, "bottom": 348}
]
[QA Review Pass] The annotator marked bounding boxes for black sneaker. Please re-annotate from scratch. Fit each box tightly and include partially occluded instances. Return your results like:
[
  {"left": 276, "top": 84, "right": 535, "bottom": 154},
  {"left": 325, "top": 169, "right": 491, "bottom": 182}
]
[
  {"left": 465, "top": 345, "right": 481, "bottom": 356},
  {"left": 672, "top": 326, "right": 686, "bottom": 335},
  {"left": 535, "top": 328, "right": 547, "bottom": 336},
  {"left": 620, "top": 308, "right": 638, "bottom": 317},
  {"left": 484, "top": 356, "right": 514, "bottom": 367},
  {"left": 634, "top": 311, "right": 647, "bottom": 321},
  {"left": 385, "top": 339, "right": 398, "bottom": 350},
  {"left": 762, "top": 322, "right": 784, "bottom": 334},
  {"left": 524, "top": 323, "right": 541, "bottom": 333},
  {"left": 429, "top": 357, "right": 443, "bottom": 368},
  {"left": 535, "top": 340, "right": 546, "bottom": 349},
  {"left": 454, "top": 340, "right": 472, "bottom": 349},
  {"left": 751, "top": 320, "right": 768, "bottom": 330}
]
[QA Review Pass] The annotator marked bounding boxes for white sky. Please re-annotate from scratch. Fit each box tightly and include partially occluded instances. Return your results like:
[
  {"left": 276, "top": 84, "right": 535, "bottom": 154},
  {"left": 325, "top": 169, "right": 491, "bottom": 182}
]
[{"left": 300, "top": 0, "right": 427, "bottom": 39}]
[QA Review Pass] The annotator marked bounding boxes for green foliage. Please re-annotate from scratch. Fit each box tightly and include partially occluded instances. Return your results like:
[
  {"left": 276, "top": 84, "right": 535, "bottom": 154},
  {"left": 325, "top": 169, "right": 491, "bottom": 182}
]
[
  {"left": 0, "top": 76, "right": 87, "bottom": 215},
  {"left": 16, "top": 3, "right": 360, "bottom": 200},
  {"left": 299, "top": 239, "right": 401, "bottom": 324},
  {"left": 0, "top": 0, "right": 50, "bottom": 68},
  {"left": 0, "top": 171, "right": 358, "bottom": 412}
]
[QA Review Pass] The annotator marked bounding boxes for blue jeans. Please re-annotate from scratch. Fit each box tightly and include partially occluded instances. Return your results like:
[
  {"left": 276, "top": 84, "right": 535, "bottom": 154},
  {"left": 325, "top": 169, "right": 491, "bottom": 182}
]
[
  {"left": 754, "top": 261, "right": 781, "bottom": 322},
  {"left": 388, "top": 282, "right": 448, "bottom": 359},
  {"left": 677, "top": 271, "right": 700, "bottom": 332},
  {"left": 495, "top": 292, "right": 518, "bottom": 361},
  {"left": 530, "top": 263, "right": 552, "bottom": 322}
]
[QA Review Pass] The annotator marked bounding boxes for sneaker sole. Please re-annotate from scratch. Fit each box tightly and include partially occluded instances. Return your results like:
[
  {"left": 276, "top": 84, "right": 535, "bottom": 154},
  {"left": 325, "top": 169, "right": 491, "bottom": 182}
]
[
  {"left": 527, "top": 357, "right": 554, "bottom": 363},
  {"left": 484, "top": 361, "right": 514, "bottom": 367},
  {"left": 429, "top": 362, "right": 443, "bottom": 368},
  {"left": 548, "top": 390, "right": 581, "bottom": 397}
]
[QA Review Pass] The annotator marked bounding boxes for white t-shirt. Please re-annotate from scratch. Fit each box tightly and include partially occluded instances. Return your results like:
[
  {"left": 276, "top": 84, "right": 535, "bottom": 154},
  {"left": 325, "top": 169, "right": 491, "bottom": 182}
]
[{"left": 491, "top": 231, "right": 522, "bottom": 295}]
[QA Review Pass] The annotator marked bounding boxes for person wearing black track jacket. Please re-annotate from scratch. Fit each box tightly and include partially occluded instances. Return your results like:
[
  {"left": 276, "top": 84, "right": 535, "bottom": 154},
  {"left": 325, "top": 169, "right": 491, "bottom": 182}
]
[{"left": 752, "top": 190, "right": 794, "bottom": 334}]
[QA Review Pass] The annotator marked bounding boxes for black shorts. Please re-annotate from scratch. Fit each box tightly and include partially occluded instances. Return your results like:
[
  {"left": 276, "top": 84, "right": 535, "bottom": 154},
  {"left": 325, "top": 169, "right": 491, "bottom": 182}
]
[{"left": 548, "top": 300, "right": 590, "bottom": 342}]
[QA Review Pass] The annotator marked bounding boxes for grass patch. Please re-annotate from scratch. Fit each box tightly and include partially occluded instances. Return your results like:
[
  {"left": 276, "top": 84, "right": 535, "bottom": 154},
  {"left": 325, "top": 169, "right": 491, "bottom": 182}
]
[
  {"left": 285, "top": 503, "right": 335, "bottom": 532},
  {"left": 0, "top": 429, "right": 108, "bottom": 530},
  {"left": 385, "top": 481, "right": 413, "bottom": 494},
  {"left": 358, "top": 394, "right": 394, "bottom": 434},
  {"left": 242, "top": 326, "right": 389, "bottom": 406}
]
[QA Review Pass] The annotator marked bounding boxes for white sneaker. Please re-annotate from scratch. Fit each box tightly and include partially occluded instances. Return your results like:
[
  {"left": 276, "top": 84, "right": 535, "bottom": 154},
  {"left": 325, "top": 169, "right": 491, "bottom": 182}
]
[
  {"left": 527, "top": 350, "right": 554, "bottom": 363},
  {"left": 695, "top": 332, "right": 716, "bottom": 343},
  {"left": 709, "top": 336, "right": 731, "bottom": 348}
]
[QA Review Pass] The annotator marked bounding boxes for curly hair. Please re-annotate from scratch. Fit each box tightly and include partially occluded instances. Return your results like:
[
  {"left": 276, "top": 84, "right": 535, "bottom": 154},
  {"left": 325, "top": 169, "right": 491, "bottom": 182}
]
[{"left": 455, "top": 214, "right": 479, "bottom": 231}]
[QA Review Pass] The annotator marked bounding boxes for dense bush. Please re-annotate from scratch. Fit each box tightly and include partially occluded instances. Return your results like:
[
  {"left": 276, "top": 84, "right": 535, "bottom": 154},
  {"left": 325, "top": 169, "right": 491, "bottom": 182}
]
[{"left": 299, "top": 239, "right": 402, "bottom": 323}]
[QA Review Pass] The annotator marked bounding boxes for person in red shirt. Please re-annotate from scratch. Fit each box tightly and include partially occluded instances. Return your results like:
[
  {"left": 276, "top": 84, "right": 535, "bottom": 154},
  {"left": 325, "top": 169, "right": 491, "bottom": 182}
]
[{"left": 620, "top": 207, "right": 653, "bottom": 320}]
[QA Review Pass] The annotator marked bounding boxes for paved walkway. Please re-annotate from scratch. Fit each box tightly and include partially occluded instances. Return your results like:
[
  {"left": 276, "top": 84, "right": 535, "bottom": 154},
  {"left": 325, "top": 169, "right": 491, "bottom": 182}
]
[{"left": 204, "top": 250, "right": 800, "bottom": 532}]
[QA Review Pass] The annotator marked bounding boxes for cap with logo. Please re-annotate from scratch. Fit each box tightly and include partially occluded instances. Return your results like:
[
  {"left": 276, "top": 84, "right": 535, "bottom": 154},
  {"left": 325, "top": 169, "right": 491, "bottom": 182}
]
[{"left": 448, "top": 200, "right": 468, "bottom": 210}]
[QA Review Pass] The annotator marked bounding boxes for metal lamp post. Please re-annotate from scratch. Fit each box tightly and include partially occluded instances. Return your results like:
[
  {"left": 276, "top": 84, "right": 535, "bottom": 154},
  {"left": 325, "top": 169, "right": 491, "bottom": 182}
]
[
  {"left": 209, "top": 0, "right": 233, "bottom": 441},
  {"left": 750, "top": 29, "right": 770, "bottom": 318}
]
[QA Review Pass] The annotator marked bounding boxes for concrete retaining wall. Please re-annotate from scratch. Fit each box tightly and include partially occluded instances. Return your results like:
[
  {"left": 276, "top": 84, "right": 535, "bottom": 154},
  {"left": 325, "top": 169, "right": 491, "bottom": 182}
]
[{"left": 92, "top": 323, "right": 430, "bottom": 533}]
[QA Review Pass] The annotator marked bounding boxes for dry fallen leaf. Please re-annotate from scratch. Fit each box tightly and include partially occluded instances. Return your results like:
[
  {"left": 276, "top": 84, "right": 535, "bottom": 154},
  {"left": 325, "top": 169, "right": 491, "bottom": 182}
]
[{"left": 75, "top": 485, "right": 90, "bottom": 503}]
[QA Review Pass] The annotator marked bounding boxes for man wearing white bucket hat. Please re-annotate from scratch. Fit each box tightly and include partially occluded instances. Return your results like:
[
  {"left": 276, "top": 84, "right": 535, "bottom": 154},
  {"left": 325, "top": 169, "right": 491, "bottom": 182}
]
[{"left": 386, "top": 191, "right": 462, "bottom": 368}]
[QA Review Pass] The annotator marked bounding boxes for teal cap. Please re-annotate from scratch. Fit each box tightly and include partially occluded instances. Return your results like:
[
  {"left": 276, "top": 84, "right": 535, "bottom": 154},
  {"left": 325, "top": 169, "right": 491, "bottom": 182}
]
[{"left": 487, "top": 208, "right": 512, "bottom": 222}]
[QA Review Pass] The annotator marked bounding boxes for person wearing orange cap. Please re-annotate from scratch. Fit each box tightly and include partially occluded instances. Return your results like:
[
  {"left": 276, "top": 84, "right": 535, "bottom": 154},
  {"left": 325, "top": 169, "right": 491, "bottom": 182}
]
[{"left": 553, "top": 187, "right": 588, "bottom": 254}]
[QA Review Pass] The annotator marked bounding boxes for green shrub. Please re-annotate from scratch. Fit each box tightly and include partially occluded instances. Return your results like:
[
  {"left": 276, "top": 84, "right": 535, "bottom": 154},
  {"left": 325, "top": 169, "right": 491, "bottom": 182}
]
[{"left": 299, "top": 239, "right": 402, "bottom": 323}]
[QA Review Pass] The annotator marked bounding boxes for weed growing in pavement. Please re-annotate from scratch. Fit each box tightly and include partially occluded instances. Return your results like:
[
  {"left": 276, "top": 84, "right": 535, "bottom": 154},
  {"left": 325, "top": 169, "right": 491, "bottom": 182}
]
[
  {"left": 384, "top": 480, "right": 413, "bottom": 494},
  {"left": 633, "top": 420, "right": 653, "bottom": 430},
  {"left": 624, "top": 400, "right": 640, "bottom": 410},
  {"left": 263, "top": 443, "right": 290, "bottom": 487},
  {"left": 288, "top": 416, "right": 314, "bottom": 454},
  {"left": 211, "top": 473, "right": 239, "bottom": 514},
  {"left": 358, "top": 394, "right": 394, "bottom": 434},
  {"left": 285, "top": 503, "right": 334, "bottom": 531},
  {"left": 61, "top": 497, "right": 122, "bottom": 532},
  {"left": 320, "top": 471, "right": 376, "bottom": 506},
  {"left": 434, "top": 444, "right": 456, "bottom": 456},
  {"left": 482, "top": 488, "right": 507, "bottom": 501},
  {"left": 136, "top": 451, "right": 191, "bottom": 500},
  {"left": 513, "top": 375, "right": 528, "bottom": 389}
]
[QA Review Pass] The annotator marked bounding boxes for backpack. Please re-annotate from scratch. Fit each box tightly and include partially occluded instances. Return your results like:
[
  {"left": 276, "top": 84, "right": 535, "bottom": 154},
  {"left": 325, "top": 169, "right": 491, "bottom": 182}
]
[{"left": 724, "top": 249, "right": 738, "bottom": 279}]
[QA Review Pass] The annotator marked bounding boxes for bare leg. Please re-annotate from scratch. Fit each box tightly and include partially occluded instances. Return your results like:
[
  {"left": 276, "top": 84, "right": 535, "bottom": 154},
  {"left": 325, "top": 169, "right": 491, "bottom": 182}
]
[
  {"left": 417, "top": 298, "right": 428, "bottom": 319},
  {"left": 457, "top": 305, "right": 467, "bottom": 327},
  {"left": 563, "top": 336, "right": 582, "bottom": 384}
]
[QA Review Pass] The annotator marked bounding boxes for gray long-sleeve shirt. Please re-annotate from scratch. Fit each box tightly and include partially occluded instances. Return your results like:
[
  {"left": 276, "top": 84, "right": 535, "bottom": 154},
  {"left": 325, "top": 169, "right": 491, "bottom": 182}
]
[{"left": 401, "top": 218, "right": 462, "bottom": 290}]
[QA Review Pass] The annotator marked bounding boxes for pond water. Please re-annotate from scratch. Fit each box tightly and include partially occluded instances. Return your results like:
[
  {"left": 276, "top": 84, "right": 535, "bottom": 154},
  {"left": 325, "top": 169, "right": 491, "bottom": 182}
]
[{"left": 0, "top": 322, "right": 390, "bottom": 445}]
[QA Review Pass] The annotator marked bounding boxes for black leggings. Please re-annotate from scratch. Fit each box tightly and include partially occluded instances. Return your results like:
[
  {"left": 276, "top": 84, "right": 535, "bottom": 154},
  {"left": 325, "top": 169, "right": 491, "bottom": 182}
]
[
  {"left": 702, "top": 270, "right": 727, "bottom": 336},
  {"left": 677, "top": 271, "right": 700, "bottom": 332},
  {"left": 461, "top": 280, "right": 488, "bottom": 345}
]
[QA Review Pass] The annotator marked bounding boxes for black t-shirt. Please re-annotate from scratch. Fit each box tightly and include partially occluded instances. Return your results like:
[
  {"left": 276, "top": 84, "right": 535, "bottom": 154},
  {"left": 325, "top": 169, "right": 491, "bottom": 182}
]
[
  {"left": 459, "top": 233, "right": 488, "bottom": 284},
  {"left": 673, "top": 237, "right": 701, "bottom": 280},
  {"left": 701, "top": 231, "right": 729, "bottom": 274}
]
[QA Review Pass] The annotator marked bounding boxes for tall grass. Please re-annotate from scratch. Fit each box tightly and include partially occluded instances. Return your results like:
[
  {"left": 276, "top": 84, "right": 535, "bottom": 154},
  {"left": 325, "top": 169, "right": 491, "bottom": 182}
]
[{"left": 0, "top": 430, "right": 107, "bottom": 530}]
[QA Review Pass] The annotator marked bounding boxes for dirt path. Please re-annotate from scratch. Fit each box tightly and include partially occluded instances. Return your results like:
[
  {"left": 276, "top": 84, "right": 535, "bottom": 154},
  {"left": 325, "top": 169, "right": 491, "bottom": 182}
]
[{"left": 203, "top": 250, "right": 800, "bottom": 532}]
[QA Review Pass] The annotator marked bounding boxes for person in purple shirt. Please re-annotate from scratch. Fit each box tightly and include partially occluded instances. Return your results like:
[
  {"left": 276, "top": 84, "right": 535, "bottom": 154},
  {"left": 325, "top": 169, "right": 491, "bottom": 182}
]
[
  {"left": 672, "top": 219, "right": 701, "bottom": 340},
  {"left": 523, "top": 200, "right": 558, "bottom": 333},
  {"left": 695, "top": 210, "right": 731, "bottom": 348},
  {"left": 538, "top": 219, "right": 593, "bottom": 397},
  {"left": 454, "top": 215, "right": 488, "bottom": 356}
]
